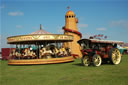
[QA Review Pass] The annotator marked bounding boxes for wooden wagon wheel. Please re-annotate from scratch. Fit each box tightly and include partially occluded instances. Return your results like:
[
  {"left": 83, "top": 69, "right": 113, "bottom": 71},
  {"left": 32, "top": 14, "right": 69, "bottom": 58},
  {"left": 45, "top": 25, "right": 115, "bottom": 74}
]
[
  {"left": 109, "top": 48, "right": 121, "bottom": 65},
  {"left": 92, "top": 54, "right": 102, "bottom": 67},
  {"left": 81, "top": 56, "right": 90, "bottom": 66}
]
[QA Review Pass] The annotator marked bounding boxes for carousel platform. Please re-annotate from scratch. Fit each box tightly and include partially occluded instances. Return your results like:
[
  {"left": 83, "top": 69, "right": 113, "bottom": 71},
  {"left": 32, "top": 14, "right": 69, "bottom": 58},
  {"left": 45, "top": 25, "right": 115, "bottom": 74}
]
[{"left": 8, "top": 56, "right": 75, "bottom": 65}]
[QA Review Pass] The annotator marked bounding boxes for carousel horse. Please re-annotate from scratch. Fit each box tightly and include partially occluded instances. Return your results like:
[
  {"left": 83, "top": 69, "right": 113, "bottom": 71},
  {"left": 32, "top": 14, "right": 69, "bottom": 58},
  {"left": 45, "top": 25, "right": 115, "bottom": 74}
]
[
  {"left": 23, "top": 48, "right": 31, "bottom": 59},
  {"left": 39, "top": 47, "right": 46, "bottom": 59},
  {"left": 62, "top": 47, "right": 68, "bottom": 56},
  {"left": 9, "top": 49, "right": 16, "bottom": 59},
  {"left": 58, "top": 48, "right": 63, "bottom": 57},
  {"left": 54, "top": 47, "right": 59, "bottom": 54},
  {"left": 26, "top": 48, "right": 37, "bottom": 59},
  {"left": 15, "top": 51, "right": 21, "bottom": 59},
  {"left": 30, "top": 51, "right": 36, "bottom": 59},
  {"left": 39, "top": 49, "right": 43, "bottom": 59},
  {"left": 52, "top": 47, "right": 59, "bottom": 57},
  {"left": 58, "top": 47, "right": 68, "bottom": 57},
  {"left": 20, "top": 49, "right": 26, "bottom": 59},
  {"left": 23, "top": 48, "right": 28, "bottom": 58},
  {"left": 40, "top": 47, "right": 47, "bottom": 59},
  {"left": 10, "top": 49, "right": 22, "bottom": 59},
  {"left": 66, "top": 48, "right": 71, "bottom": 56},
  {"left": 27, "top": 49, "right": 32, "bottom": 59},
  {"left": 40, "top": 47, "right": 52, "bottom": 59},
  {"left": 44, "top": 47, "right": 53, "bottom": 58}
]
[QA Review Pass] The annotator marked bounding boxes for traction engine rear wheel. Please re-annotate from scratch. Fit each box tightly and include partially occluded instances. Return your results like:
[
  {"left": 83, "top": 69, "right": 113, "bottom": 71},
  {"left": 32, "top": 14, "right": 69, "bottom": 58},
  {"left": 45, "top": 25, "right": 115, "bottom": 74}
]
[
  {"left": 92, "top": 54, "right": 102, "bottom": 67},
  {"left": 81, "top": 56, "right": 90, "bottom": 66},
  {"left": 109, "top": 48, "right": 121, "bottom": 65}
]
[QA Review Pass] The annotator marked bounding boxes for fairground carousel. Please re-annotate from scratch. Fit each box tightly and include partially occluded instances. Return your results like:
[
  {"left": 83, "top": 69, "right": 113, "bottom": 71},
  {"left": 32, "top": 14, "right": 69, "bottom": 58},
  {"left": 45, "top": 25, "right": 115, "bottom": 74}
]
[{"left": 7, "top": 25, "right": 75, "bottom": 65}]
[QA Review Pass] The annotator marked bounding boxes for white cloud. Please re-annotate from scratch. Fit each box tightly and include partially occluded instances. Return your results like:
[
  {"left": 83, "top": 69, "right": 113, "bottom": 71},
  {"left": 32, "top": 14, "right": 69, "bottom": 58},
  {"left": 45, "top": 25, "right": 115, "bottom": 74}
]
[
  {"left": 78, "top": 24, "right": 88, "bottom": 28},
  {"left": 16, "top": 25, "right": 23, "bottom": 28},
  {"left": 96, "top": 27, "right": 106, "bottom": 31},
  {"left": 110, "top": 20, "right": 128, "bottom": 29},
  {"left": 8, "top": 11, "right": 24, "bottom": 16}
]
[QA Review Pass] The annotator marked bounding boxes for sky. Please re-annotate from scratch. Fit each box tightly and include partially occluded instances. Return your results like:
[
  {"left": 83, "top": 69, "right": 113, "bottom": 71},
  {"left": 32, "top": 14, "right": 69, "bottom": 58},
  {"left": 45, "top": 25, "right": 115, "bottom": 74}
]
[{"left": 0, "top": 0, "right": 128, "bottom": 50}]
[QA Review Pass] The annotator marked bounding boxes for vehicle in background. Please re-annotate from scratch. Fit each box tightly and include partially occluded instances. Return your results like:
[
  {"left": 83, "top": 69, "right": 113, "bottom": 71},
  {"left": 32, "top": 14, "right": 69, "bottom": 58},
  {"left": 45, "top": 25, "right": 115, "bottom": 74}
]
[
  {"left": 78, "top": 39, "right": 124, "bottom": 67},
  {"left": 1, "top": 48, "right": 15, "bottom": 60},
  {"left": 0, "top": 52, "right": 1, "bottom": 60},
  {"left": 117, "top": 45, "right": 127, "bottom": 54}
]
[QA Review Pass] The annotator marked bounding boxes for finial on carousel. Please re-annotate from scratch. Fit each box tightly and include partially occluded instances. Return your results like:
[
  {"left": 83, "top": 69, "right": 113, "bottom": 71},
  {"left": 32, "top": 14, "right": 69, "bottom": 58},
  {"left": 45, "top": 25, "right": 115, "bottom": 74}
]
[{"left": 40, "top": 24, "right": 42, "bottom": 30}]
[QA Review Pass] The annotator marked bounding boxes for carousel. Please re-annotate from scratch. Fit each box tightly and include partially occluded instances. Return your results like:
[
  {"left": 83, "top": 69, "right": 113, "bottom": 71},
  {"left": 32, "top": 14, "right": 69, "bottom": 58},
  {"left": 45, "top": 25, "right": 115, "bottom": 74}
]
[{"left": 7, "top": 25, "right": 75, "bottom": 65}]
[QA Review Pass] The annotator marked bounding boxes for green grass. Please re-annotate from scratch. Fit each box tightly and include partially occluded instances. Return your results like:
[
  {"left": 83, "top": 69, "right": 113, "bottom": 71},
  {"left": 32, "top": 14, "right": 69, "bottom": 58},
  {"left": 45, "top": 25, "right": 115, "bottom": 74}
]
[{"left": 1, "top": 55, "right": 128, "bottom": 85}]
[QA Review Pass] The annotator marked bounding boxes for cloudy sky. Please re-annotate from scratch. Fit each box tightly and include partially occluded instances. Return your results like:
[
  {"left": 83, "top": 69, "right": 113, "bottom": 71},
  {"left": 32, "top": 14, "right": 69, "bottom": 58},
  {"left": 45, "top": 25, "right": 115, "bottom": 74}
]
[{"left": 0, "top": 0, "right": 128, "bottom": 50}]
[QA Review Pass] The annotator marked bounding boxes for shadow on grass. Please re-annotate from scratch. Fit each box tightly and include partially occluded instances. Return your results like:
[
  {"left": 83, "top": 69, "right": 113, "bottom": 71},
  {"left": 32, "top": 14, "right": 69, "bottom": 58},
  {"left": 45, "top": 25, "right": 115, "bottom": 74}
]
[
  {"left": 72, "top": 63, "right": 83, "bottom": 66},
  {"left": 8, "top": 61, "right": 74, "bottom": 66},
  {"left": 72, "top": 62, "right": 113, "bottom": 67}
]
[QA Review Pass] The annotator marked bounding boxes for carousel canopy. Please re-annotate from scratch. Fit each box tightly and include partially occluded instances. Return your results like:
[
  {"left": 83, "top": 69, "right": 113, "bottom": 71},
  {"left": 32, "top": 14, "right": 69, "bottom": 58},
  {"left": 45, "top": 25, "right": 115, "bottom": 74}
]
[
  {"left": 30, "top": 29, "right": 51, "bottom": 34},
  {"left": 7, "top": 24, "right": 73, "bottom": 44},
  {"left": 30, "top": 25, "right": 51, "bottom": 35}
]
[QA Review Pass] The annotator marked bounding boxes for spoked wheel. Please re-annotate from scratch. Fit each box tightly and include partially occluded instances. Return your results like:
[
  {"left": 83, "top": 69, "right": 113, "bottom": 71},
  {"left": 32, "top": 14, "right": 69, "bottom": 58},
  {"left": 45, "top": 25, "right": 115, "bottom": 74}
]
[
  {"left": 109, "top": 48, "right": 121, "bottom": 65},
  {"left": 81, "top": 56, "right": 90, "bottom": 66},
  {"left": 92, "top": 54, "right": 102, "bottom": 67}
]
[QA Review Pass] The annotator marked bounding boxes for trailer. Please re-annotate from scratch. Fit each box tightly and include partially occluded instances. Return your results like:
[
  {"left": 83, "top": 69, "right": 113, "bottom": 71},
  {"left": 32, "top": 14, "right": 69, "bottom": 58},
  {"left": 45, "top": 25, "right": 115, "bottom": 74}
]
[{"left": 1, "top": 48, "right": 15, "bottom": 60}]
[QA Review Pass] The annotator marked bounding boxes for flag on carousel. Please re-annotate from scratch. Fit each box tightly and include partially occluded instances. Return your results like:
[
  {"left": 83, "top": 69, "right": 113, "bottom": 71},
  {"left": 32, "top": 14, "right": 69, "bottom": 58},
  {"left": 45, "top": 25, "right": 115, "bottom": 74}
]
[{"left": 67, "top": 6, "right": 70, "bottom": 10}]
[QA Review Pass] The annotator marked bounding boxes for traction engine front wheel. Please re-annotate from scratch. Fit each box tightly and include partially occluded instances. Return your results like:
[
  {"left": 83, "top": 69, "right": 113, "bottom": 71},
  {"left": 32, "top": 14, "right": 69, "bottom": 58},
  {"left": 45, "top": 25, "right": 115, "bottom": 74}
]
[
  {"left": 81, "top": 56, "right": 90, "bottom": 66},
  {"left": 92, "top": 54, "right": 102, "bottom": 67}
]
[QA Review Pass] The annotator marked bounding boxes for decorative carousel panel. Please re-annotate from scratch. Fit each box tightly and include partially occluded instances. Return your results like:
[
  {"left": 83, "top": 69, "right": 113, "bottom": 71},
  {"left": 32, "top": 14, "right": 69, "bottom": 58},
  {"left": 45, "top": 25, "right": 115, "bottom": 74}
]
[
  {"left": 8, "top": 56, "right": 74, "bottom": 65},
  {"left": 7, "top": 34, "right": 73, "bottom": 44}
]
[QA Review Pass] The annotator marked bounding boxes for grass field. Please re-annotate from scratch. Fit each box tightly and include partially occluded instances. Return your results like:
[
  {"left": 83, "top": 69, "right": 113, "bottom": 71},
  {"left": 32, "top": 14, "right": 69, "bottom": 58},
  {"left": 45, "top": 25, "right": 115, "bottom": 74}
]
[{"left": 0, "top": 55, "right": 128, "bottom": 85}]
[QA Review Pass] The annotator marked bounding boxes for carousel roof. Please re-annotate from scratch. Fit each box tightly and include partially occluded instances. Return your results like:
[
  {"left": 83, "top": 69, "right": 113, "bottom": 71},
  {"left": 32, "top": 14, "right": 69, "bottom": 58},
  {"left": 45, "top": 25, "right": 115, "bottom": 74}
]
[
  {"left": 30, "top": 24, "right": 51, "bottom": 34},
  {"left": 30, "top": 29, "right": 51, "bottom": 35},
  {"left": 7, "top": 24, "right": 73, "bottom": 44}
]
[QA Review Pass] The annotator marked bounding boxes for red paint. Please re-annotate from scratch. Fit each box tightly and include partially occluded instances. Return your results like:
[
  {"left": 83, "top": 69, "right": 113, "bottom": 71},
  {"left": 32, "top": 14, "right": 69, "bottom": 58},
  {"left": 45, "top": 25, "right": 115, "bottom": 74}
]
[
  {"left": 63, "top": 28, "right": 82, "bottom": 38},
  {"left": 1, "top": 48, "right": 15, "bottom": 60},
  {"left": 71, "top": 54, "right": 79, "bottom": 58}
]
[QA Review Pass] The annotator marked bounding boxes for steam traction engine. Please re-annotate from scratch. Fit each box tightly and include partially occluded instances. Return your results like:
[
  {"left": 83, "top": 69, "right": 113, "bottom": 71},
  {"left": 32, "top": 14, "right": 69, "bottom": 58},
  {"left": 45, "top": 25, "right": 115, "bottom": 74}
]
[{"left": 78, "top": 39, "right": 124, "bottom": 67}]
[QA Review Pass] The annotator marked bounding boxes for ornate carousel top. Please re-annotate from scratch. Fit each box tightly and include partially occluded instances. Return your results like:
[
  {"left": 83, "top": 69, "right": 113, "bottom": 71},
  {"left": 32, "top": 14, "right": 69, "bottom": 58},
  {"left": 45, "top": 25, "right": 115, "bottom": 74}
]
[
  {"left": 30, "top": 24, "right": 51, "bottom": 35},
  {"left": 7, "top": 24, "right": 73, "bottom": 44}
]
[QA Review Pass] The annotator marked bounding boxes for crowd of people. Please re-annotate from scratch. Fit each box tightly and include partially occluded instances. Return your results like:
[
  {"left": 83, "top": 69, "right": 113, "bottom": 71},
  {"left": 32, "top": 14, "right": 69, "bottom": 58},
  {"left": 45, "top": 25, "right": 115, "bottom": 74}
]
[{"left": 9, "top": 45, "right": 71, "bottom": 59}]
